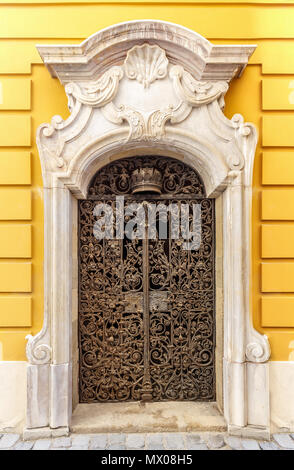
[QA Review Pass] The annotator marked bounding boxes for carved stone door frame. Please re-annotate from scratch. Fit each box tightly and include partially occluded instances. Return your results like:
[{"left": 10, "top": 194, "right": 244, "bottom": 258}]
[{"left": 25, "top": 20, "right": 271, "bottom": 439}]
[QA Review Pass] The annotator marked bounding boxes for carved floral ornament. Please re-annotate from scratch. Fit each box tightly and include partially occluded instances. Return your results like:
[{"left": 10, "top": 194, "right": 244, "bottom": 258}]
[{"left": 39, "top": 44, "right": 232, "bottom": 170}]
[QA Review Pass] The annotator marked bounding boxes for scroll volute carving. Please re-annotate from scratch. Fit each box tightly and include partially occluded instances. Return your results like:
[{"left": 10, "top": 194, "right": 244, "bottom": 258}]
[{"left": 38, "top": 43, "right": 231, "bottom": 172}]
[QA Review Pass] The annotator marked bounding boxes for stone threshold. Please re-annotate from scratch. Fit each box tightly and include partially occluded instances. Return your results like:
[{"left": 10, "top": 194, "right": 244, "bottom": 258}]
[{"left": 70, "top": 401, "right": 226, "bottom": 434}]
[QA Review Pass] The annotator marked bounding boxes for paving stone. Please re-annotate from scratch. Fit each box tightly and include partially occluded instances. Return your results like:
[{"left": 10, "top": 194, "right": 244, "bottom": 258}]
[
  {"left": 205, "top": 434, "right": 225, "bottom": 449},
  {"left": 52, "top": 437, "right": 72, "bottom": 448},
  {"left": 89, "top": 435, "right": 107, "bottom": 449},
  {"left": 108, "top": 445, "right": 126, "bottom": 450},
  {"left": 187, "top": 443, "right": 208, "bottom": 450},
  {"left": 273, "top": 433, "right": 294, "bottom": 449},
  {"left": 33, "top": 439, "right": 52, "bottom": 450},
  {"left": 14, "top": 440, "right": 34, "bottom": 450},
  {"left": 165, "top": 433, "right": 185, "bottom": 450},
  {"left": 71, "top": 434, "right": 91, "bottom": 448},
  {"left": 70, "top": 446, "right": 89, "bottom": 450},
  {"left": 146, "top": 434, "right": 165, "bottom": 450},
  {"left": 186, "top": 434, "right": 204, "bottom": 450},
  {"left": 259, "top": 441, "right": 280, "bottom": 451},
  {"left": 0, "top": 434, "right": 20, "bottom": 449},
  {"left": 0, "top": 431, "right": 288, "bottom": 452},
  {"left": 224, "top": 436, "right": 242, "bottom": 450},
  {"left": 126, "top": 433, "right": 145, "bottom": 449},
  {"left": 241, "top": 439, "right": 260, "bottom": 450},
  {"left": 108, "top": 433, "right": 126, "bottom": 447}
]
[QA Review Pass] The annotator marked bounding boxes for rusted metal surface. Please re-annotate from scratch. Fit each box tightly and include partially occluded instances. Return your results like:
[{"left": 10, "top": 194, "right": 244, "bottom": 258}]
[{"left": 79, "top": 156, "right": 215, "bottom": 402}]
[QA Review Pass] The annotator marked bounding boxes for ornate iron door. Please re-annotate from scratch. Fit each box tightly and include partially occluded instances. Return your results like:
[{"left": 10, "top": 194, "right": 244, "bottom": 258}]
[{"left": 78, "top": 156, "right": 215, "bottom": 402}]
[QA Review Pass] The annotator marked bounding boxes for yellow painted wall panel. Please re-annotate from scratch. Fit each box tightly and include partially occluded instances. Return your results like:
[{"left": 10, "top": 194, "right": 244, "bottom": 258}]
[
  {"left": 262, "top": 115, "right": 294, "bottom": 147},
  {"left": 233, "top": 42, "right": 294, "bottom": 74},
  {"left": 262, "top": 225, "right": 294, "bottom": 258},
  {"left": 262, "top": 297, "right": 294, "bottom": 327},
  {"left": 262, "top": 78, "right": 294, "bottom": 110},
  {"left": 0, "top": 0, "right": 293, "bottom": 4},
  {"left": 262, "top": 263, "right": 294, "bottom": 292},
  {"left": 0, "top": 331, "right": 30, "bottom": 361},
  {"left": 0, "top": 152, "right": 31, "bottom": 185},
  {"left": 0, "top": 296, "right": 31, "bottom": 327},
  {"left": 0, "top": 5, "right": 294, "bottom": 39},
  {"left": 0, "top": 189, "right": 31, "bottom": 220},
  {"left": 0, "top": 43, "right": 42, "bottom": 73},
  {"left": 0, "top": 115, "right": 31, "bottom": 146},
  {"left": 266, "top": 331, "right": 294, "bottom": 361},
  {"left": 0, "top": 225, "right": 31, "bottom": 258},
  {"left": 261, "top": 46, "right": 294, "bottom": 74},
  {"left": 0, "top": 263, "right": 31, "bottom": 292},
  {"left": 262, "top": 190, "right": 294, "bottom": 220},
  {"left": 0, "top": 78, "right": 31, "bottom": 110},
  {"left": 262, "top": 152, "right": 294, "bottom": 185}
]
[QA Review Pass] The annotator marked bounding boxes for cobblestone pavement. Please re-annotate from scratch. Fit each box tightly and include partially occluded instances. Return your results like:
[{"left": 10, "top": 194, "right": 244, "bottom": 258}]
[{"left": 0, "top": 432, "right": 294, "bottom": 450}]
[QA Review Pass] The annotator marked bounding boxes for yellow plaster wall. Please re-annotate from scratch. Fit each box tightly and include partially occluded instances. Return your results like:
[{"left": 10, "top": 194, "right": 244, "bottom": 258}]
[{"left": 0, "top": 0, "right": 293, "bottom": 361}]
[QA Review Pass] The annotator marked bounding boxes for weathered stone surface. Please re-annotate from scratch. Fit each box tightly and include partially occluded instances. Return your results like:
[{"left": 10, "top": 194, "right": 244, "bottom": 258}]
[
  {"left": 187, "top": 443, "right": 209, "bottom": 450},
  {"left": 186, "top": 433, "right": 204, "bottom": 450},
  {"left": 259, "top": 441, "right": 280, "bottom": 450},
  {"left": 205, "top": 434, "right": 225, "bottom": 449},
  {"left": 273, "top": 433, "right": 294, "bottom": 449},
  {"left": 14, "top": 440, "right": 34, "bottom": 450},
  {"left": 0, "top": 434, "right": 20, "bottom": 449},
  {"left": 224, "top": 436, "right": 242, "bottom": 450},
  {"left": 23, "top": 427, "right": 52, "bottom": 440},
  {"left": 51, "top": 427, "right": 70, "bottom": 438},
  {"left": 126, "top": 433, "right": 145, "bottom": 449},
  {"left": 108, "top": 433, "right": 125, "bottom": 447},
  {"left": 70, "top": 446, "right": 89, "bottom": 450},
  {"left": 165, "top": 433, "right": 185, "bottom": 450},
  {"left": 71, "top": 434, "right": 90, "bottom": 448},
  {"left": 52, "top": 437, "right": 72, "bottom": 448},
  {"left": 108, "top": 445, "right": 126, "bottom": 450},
  {"left": 70, "top": 402, "right": 226, "bottom": 434},
  {"left": 146, "top": 434, "right": 165, "bottom": 450},
  {"left": 0, "top": 431, "right": 292, "bottom": 451},
  {"left": 33, "top": 439, "right": 52, "bottom": 450},
  {"left": 89, "top": 435, "right": 107, "bottom": 449},
  {"left": 241, "top": 439, "right": 260, "bottom": 450}
]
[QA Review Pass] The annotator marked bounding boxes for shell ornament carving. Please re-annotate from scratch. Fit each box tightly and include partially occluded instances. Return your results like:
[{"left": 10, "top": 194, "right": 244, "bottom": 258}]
[{"left": 124, "top": 44, "right": 168, "bottom": 88}]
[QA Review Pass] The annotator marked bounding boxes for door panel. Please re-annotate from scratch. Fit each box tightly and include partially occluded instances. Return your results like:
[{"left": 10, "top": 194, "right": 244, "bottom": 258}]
[{"left": 78, "top": 156, "right": 215, "bottom": 403}]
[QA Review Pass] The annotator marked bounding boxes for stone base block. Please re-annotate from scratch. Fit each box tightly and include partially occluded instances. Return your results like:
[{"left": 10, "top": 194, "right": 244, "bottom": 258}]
[{"left": 23, "top": 426, "right": 69, "bottom": 441}]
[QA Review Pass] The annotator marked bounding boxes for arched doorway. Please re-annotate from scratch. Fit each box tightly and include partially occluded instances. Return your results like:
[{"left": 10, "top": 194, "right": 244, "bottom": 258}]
[
  {"left": 78, "top": 155, "right": 215, "bottom": 403},
  {"left": 26, "top": 21, "right": 271, "bottom": 439}
]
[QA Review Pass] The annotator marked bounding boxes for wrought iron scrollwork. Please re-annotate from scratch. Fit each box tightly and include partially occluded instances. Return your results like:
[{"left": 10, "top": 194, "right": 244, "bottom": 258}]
[
  {"left": 79, "top": 156, "right": 215, "bottom": 402},
  {"left": 88, "top": 156, "right": 205, "bottom": 198}
]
